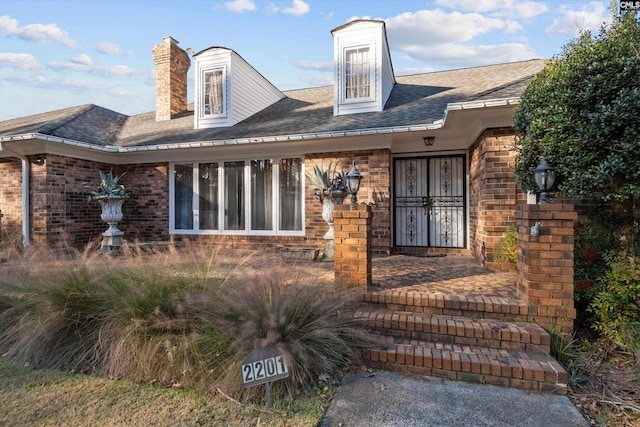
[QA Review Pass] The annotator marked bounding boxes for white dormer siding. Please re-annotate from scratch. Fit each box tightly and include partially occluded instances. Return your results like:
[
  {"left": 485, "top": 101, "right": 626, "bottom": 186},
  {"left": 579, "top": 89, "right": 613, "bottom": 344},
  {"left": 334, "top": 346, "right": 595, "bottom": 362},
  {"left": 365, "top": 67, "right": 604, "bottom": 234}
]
[
  {"left": 194, "top": 47, "right": 284, "bottom": 129},
  {"left": 332, "top": 20, "right": 395, "bottom": 116}
]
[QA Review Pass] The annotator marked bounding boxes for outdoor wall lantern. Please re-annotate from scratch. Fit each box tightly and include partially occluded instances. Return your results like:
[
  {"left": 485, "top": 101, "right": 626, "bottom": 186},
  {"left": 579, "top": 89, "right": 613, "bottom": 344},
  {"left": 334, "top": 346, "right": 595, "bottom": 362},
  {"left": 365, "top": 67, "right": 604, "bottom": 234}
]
[
  {"left": 533, "top": 158, "right": 556, "bottom": 204},
  {"left": 32, "top": 154, "right": 45, "bottom": 165},
  {"left": 423, "top": 136, "right": 435, "bottom": 146},
  {"left": 346, "top": 160, "right": 363, "bottom": 208}
]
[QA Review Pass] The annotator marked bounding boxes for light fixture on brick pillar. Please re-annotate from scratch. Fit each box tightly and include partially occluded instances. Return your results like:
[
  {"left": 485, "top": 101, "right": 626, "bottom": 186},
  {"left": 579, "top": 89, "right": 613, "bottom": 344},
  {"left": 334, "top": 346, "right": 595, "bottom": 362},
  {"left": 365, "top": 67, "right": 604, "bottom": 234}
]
[
  {"left": 346, "top": 160, "right": 363, "bottom": 208},
  {"left": 423, "top": 136, "right": 435, "bottom": 146},
  {"left": 533, "top": 158, "right": 556, "bottom": 204}
]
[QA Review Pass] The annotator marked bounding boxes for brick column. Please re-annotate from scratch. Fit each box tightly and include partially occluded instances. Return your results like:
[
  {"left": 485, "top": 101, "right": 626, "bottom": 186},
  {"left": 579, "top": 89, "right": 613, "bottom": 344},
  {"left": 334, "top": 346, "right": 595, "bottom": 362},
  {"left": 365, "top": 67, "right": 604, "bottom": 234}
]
[
  {"left": 333, "top": 204, "right": 372, "bottom": 287},
  {"left": 516, "top": 203, "right": 577, "bottom": 335}
]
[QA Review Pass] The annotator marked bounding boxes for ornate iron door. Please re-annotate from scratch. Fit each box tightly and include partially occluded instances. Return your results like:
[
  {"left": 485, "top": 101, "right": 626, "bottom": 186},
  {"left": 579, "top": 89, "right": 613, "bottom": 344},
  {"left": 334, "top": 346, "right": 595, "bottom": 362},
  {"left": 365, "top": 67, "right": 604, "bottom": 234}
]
[{"left": 394, "top": 156, "right": 465, "bottom": 248}]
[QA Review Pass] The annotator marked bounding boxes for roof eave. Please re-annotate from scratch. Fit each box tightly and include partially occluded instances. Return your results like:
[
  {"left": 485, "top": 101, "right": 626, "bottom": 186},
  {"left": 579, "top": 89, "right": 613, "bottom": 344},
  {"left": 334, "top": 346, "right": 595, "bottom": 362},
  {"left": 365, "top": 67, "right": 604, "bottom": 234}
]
[{"left": 0, "top": 97, "right": 520, "bottom": 154}]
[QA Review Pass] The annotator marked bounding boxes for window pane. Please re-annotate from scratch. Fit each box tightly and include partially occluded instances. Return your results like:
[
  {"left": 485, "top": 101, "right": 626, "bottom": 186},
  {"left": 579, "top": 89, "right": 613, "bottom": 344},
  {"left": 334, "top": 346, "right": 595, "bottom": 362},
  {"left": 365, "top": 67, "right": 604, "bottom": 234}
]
[
  {"left": 204, "top": 70, "right": 224, "bottom": 115},
  {"left": 224, "top": 161, "right": 245, "bottom": 230},
  {"left": 279, "top": 158, "right": 302, "bottom": 231},
  {"left": 345, "top": 47, "right": 370, "bottom": 99},
  {"left": 251, "top": 159, "right": 273, "bottom": 230},
  {"left": 199, "top": 163, "right": 219, "bottom": 230},
  {"left": 174, "top": 164, "right": 193, "bottom": 230}
]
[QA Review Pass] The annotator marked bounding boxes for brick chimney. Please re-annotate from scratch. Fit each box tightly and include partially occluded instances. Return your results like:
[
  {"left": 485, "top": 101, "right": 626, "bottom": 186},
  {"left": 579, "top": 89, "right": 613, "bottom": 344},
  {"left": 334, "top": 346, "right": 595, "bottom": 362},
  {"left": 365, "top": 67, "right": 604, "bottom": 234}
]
[{"left": 152, "top": 36, "right": 191, "bottom": 121}]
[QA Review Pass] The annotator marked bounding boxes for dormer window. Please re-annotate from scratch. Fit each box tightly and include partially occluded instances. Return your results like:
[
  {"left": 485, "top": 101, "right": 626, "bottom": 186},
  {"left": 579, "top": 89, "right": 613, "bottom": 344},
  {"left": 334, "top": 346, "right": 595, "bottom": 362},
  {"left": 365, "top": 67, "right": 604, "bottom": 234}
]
[
  {"left": 193, "top": 47, "right": 284, "bottom": 129},
  {"left": 345, "top": 46, "right": 371, "bottom": 100},
  {"left": 332, "top": 20, "right": 395, "bottom": 116},
  {"left": 204, "top": 69, "right": 225, "bottom": 115}
]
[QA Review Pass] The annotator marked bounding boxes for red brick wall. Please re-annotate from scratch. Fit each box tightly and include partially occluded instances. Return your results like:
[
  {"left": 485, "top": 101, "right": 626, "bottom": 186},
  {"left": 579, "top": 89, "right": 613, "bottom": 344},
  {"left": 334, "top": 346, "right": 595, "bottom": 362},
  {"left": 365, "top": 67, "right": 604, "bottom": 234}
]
[
  {"left": 0, "top": 158, "right": 23, "bottom": 239},
  {"left": 334, "top": 204, "right": 372, "bottom": 286},
  {"left": 468, "top": 128, "right": 525, "bottom": 269},
  {"left": 117, "top": 163, "right": 170, "bottom": 242},
  {"left": 305, "top": 149, "right": 391, "bottom": 256},
  {"left": 1, "top": 155, "right": 170, "bottom": 249},
  {"left": 29, "top": 155, "right": 115, "bottom": 248}
]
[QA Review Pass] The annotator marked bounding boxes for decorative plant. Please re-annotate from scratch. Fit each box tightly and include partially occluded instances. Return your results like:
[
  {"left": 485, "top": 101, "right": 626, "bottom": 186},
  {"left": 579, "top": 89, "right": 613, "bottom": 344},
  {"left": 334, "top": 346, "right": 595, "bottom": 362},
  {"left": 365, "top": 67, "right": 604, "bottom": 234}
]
[
  {"left": 305, "top": 161, "right": 348, "bottom": 202},
  {"left": 494, "top": 224, "right": 517, "bottom": 263},
  {"left": 83, "top": 169, "right": 129, "bottom": 200}
]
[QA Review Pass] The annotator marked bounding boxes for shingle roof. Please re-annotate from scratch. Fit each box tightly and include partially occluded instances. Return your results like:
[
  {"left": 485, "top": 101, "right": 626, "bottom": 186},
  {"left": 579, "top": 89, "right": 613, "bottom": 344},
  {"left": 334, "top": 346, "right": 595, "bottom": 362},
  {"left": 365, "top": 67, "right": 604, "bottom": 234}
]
[{"left": 0, "top": 59, "right": 547, "bottom": 148}]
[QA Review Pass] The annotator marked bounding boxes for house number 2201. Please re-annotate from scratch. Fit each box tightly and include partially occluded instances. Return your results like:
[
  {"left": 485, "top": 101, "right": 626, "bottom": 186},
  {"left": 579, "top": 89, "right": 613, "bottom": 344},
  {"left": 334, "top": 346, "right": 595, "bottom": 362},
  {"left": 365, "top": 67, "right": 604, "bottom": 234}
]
[{"left": 242, "top": 356, "right": 287, "bottom": 384}]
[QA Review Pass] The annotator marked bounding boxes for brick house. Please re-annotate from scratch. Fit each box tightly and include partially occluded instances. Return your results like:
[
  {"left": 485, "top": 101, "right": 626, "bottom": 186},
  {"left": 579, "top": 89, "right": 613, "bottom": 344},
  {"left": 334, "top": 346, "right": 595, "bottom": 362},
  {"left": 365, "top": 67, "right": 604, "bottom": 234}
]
[{"left": 0, "top": 20, "right": 546, "bottom": 268}]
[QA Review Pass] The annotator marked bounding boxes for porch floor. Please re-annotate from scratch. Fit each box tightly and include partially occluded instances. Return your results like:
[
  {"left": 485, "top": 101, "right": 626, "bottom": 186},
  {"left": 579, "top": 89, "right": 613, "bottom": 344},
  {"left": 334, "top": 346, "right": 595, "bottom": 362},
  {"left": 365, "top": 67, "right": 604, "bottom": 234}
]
[
  {"left": 370, "top": 255, "right": 517, "bottom": 299},
  {"left": 233, "top": 251, "right": 518, "bottom": 300}
]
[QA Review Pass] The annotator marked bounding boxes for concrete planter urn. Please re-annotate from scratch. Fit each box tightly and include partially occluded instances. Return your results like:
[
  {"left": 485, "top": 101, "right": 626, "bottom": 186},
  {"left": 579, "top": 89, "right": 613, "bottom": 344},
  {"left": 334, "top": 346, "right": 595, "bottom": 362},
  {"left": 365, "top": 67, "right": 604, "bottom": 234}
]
[
  {"left": 306, "top": 162, "right": 350, "bottom": 261},
  {"left": 97, "top": 197, "right": 126, "bottom": 251},
  {"left": 83, "top": 169, "right": 129, "bottom": 253},
  {"left": 321, "top": 191, "right": 348, "bottom": 239}
]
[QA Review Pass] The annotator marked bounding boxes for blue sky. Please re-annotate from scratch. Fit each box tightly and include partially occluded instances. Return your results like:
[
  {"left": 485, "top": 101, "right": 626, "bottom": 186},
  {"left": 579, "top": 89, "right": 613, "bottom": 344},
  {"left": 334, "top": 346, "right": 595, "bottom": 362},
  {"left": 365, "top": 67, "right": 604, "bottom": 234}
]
[{"left": 0, "top": 0, "right": 612, "bottom": 121}]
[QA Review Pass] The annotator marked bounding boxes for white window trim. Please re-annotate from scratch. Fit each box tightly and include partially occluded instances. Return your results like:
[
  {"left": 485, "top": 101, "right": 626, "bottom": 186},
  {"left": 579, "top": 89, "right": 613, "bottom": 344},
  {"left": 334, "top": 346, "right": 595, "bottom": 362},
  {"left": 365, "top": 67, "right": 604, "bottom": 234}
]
[
  {"left": 169, "top": 159, "right": 305, "bottom": 236},
  {"left": 341, "top": 44, "right": 375, "bottom": 104},
  {"left": 200, "top": 66, "right": 228, "bottom": 119}
]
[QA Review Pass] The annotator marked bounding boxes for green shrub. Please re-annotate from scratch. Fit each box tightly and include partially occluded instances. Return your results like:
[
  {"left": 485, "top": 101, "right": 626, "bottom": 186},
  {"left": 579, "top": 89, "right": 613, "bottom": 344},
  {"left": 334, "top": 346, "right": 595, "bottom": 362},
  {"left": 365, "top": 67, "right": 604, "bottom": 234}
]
[
  {"left": 573, "top": 215, "right": 620, "bottom": 309},
  {"left": 494, "top": 224, "right": 517, "bottom": 263},
  {"left": 589, "top": 251, "right": 640, "bottom": 352}
]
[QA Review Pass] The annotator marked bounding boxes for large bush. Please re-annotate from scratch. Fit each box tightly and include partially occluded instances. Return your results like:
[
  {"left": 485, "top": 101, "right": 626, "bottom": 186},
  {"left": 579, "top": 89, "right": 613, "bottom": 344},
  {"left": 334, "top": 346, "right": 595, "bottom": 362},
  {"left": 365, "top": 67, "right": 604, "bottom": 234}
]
[
  {"left": 514, "top": 11, "right": 640, "bottom": 201},
  {"left": 590, "top": 251, "right": 640, "bottom": 353}
]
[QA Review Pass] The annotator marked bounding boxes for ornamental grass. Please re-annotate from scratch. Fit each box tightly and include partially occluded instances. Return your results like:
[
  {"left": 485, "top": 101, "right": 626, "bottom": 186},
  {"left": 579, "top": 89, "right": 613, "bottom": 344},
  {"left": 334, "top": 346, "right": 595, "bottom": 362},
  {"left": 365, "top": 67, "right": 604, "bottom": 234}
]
[{"left": 0, "top": 243, "right": 369, "bottom": 403}]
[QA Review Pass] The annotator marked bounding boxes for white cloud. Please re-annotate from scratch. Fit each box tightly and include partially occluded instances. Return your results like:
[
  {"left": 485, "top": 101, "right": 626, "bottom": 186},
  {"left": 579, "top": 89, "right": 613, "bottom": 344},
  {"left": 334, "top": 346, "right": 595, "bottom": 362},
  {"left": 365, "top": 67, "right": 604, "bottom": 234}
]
[
  {"left": 386, "top": 10, "right": 507, "bottom": 45},
  {"left": 434, "top": 0, "right": 549, "bottom": 19},
  {"left": 545, "top": 1, "right": 608, "bottom": 36},
  {"left": 96, "top": 41, "right": 132, "bottom": 55},
  {"left": 282, "top": 0, "right": 310, "bottom": 16},
  {"left": 504, "top": 19, "right": 523, "bottom": 33},
  {"left": 48, "top": 60, "right": 136, "bottom": 77},
  {"left": 380, "top": 7, "right": 557, "bottom": 68},
  {"left": 295, "top": 60, "right": 332, "bottom": 71},
  {"left": 71, "top": 54, "right": 92, "bottom": 66},
  {"left": 0, "top": 73, "right": 99, "bottom": 91},
  {"left": 403, "top": 42, "right": 539, "bottom": 67},
  {"left": 48, "top": 61, "right": 89, "bottom": 72},
  {"left": 56, "top": 77, "right": 105, "bottom": 91},
  {"left": 0, "top": 15, "right": 77, "bottom": 47},
  {"left": 224, "top": 0, "right": 256, "bottom": 12},
  {"left": 94, "top": 64, "right": 136, "bottom": 77},
  {"left": 0, "top": 52, "right": 40, "bottom": 70}
]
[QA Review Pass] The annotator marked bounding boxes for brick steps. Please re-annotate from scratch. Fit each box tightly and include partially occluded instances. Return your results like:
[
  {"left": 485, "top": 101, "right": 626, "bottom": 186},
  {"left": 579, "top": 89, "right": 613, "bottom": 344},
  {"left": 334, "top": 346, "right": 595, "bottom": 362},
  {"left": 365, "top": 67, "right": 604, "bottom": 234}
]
[
  {"left": 357, "top": 289, "right": 568, "bottom": 394},
  {"left": 356, "top": 341, "right": 567, "bottom": 394},
  {"left": 353, "top": 309, "right": 550, "bottom": 354},
  {"left": 363, "top": 289, "right": 531, "bottom": 322}
]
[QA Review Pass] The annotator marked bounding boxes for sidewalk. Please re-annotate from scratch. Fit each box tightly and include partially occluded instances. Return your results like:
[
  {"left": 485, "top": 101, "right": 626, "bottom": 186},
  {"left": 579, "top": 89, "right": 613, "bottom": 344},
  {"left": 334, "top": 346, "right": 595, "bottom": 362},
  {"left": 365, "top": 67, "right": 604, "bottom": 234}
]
[{"left": 321, "top": 369, "right": 589, "bottom": 427}]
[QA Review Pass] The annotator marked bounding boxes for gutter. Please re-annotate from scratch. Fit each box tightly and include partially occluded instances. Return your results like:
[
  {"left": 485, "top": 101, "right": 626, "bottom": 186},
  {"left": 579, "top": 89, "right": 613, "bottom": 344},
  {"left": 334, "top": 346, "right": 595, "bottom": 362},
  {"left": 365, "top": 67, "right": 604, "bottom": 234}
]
[
  {"left": 0, "top": 142, "right": 30, "bottom": 248},
  {"left": 0, "top": 98, "right": 520, "bottom": 154}
]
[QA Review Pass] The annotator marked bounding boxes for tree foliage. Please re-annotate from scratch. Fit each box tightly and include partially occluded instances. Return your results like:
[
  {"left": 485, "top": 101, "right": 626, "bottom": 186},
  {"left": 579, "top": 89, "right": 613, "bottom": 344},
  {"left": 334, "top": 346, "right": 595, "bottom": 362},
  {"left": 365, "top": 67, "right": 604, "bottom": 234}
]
[{"left": 514, "top": 11, "right": 640, "bottom": 200}]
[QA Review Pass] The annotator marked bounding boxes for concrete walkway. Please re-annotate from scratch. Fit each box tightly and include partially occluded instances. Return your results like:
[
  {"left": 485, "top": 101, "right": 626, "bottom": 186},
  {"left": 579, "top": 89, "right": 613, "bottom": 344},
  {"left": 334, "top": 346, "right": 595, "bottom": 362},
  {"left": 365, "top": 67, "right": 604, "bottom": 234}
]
[{"left": 321, "top": 370, "right": 589, "bottom": 427}]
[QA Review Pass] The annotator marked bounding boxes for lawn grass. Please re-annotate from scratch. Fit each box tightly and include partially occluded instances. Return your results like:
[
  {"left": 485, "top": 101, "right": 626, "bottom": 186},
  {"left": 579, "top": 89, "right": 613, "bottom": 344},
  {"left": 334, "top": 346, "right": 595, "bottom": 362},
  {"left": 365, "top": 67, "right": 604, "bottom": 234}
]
[{"left": 0, "top": 358, "right": 326, "bottom": 427}]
